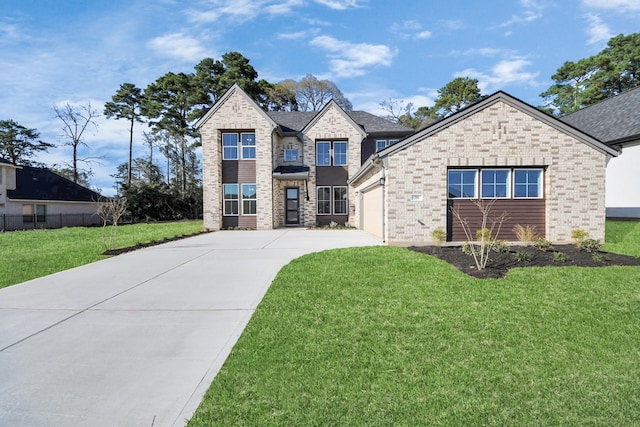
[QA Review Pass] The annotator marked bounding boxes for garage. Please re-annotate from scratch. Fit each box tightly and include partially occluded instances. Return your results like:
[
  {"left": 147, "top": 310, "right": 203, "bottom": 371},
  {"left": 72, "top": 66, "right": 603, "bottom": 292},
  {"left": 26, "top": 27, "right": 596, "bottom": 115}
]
[{"left": 361, "top": 184, "right": 383, "bottom": 240}]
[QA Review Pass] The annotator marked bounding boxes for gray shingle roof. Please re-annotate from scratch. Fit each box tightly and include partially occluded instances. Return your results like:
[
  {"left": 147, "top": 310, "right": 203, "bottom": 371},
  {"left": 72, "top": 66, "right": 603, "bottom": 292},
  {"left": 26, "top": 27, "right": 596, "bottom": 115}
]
[
  {"left": 266, "top": 110, "right": 412, "bottom": 135},
  {"left": 7, "top": 166, "right": 102, "bottom": 202},
  {"left": 561, "top": 86, "right": 640, "bottom": 144}
]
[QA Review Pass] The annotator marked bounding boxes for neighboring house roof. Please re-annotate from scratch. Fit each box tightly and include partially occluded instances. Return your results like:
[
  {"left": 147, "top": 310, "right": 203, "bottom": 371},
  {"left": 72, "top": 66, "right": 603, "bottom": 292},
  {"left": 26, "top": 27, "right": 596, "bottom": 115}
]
[
  {"left": 7, "top": 166, "right": 102, "bottom": 202},
  {"left": 350, "top": 90, "right": 619, "bottom": 185},
  {"left": 561, "top": 86, "right": 640, "bottom": 146}
]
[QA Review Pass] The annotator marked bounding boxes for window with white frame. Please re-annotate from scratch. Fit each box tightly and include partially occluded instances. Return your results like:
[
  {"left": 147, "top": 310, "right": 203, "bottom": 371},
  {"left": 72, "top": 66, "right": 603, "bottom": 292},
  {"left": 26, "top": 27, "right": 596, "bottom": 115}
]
[
  {"left": 284, "top": 149, "right": 299, "bottom": 162},
  {"left": 333, "top": 141, "right": 348, "bottom": 166},
  {"left": 481, "top": 169, "right": 510, "bottom": 198},
  {"left": 222, "top": 132, "right": 256, "bottom": 160},
  {"left": 241, "top": 133, "right": 256, "bottom": 159},
  {"left": 317, "top": 186, "right": 331, "bottom": 214},
  {"left": 333, "top": 186, "right": 348, "bottom": 214},
  {"left": 448, "top": 168, "right": 543, "bottom": 199},
  {"left": 317, "top": 186, "right": 348, "bottom": 215},
  {"left": 22, "top": 204, "right": 46, "bottom": 223},
  {"left": 242, "top": 184, "right": 257, "bottom": 215},
  {"left": 514, "top": 169, "right": 543, "bottom": 198},
  {"left": 316, "top": 140, "right": 347, "bottom": 166},
  {"left": 376, "top": 139, "right": 399, "bottom": 152},
  {"left": 223, "top": 184, "right": 239, "bottom": 215},
  {"left": 316, "top": 141, "right": 331, "bottom": 166},
  {"left": 448, "top": 170, "right": 477, "bottom": 199}
]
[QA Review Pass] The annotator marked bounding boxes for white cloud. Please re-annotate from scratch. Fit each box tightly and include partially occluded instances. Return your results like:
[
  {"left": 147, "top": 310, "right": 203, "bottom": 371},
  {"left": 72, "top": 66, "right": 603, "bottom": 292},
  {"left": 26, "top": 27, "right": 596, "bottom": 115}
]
[
  {"left": 450, "top": 47, "right": 506, "bottom": 57},
  {"left": 313, "top": 0, "right": 364, "bottom": 10},
  {"left": 494, "top": 0, "right": 544, "bottom": 28},
  {"left": 187, "top": 0, "right": 302, "bottom": 23},
  {"left": 456, "top": 59, "right": 539, "bottom": 93},
  {"left": 147, "top": 33, "right": 210, "bottom": 62},
  {"left": 390, "top": 20, "right": 432, "bottom": 40},
  {"left": 439, "top": 19, "right": 465, "bottom": 30},
  {"left": 584, "top": 14, "right": 614, "bottom": 44},
  {"left": 277, "top": 29, "right": 320, "bottom": 40},
  {"left": 310, "top": 35, "right": 395, "bottom": 78},
  {"left": 582, "top": 0, "right": 640, "bottom": 10}
]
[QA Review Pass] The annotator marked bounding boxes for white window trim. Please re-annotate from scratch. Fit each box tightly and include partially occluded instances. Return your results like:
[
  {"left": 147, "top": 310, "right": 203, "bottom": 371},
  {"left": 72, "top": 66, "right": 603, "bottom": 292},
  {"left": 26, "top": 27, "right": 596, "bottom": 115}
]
[
  {"left": 480, "top": 169, "right": 511, "bottom": 199},
  {"left": 223, "top": 184, "right": 239, "bottom": 216},
  {"left": 284, "top": 149, "right": 299, "bottom": 162},
  {"left": 222, "top": 133, "right": 239, "bottom": 161},
  {"left": 333, "top": 186, "right": 348, "bottom": 215},
  {"left": 333, "top": 141, "right": 348, "bottom": 166},
  {"left": 241, "top": 183, "right": 257, "bottom": 216},
  {"left": 240, "top": 132, "right": 256, "bottom": 160},
  {"left": 317, "top": 186, "right": 332, "bottom": 215},
  {"left": 513, "top": 168, "right": 544, "bottom": 199},
  {"left": 448, "top": 169, "right": 478, "bottom": 199},
  {"left": 316, "top": 141, "right": 331, "bottom": 166}
]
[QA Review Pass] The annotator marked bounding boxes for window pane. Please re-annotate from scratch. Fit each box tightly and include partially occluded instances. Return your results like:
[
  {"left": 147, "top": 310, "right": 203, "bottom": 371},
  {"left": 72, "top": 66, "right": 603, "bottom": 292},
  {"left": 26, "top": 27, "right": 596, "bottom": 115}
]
[
  {"left": 317, "top": 187, "right": 331, "bottom": 214},
  {"left": 317, "top": 142, "right": 331, "bottom": 166},
  {"left": 376, "top": 140, "right": 387, "bottom": 152},
  {"left": 284, "top": 149, "right": 299, "bottom": 161},
  {"left": 334, "top": 187, "right": 347, "bottom": 215},
  {"left": 333, "top": 141, "right": 347, "bottom": 166},
  {"left": 222, "top": 133, "right": 238, "bottom": 160},
  {"left": 514, "top": 170, "right": 542, "bottom": 198},
  {"left": 241, "top": 183, "right": 257, "bottom": 215},
  {"left": 448, "top": 170, "right": 477, "bottom": 198},
  {"left": 223, "top": 184, "right": 239, "bottom": 215},
  {"left": 241, "top": 133, "right": 256, "bottom": 159},
  {"left": 481, "top": 169, "right": 509, "bottom": 198}
]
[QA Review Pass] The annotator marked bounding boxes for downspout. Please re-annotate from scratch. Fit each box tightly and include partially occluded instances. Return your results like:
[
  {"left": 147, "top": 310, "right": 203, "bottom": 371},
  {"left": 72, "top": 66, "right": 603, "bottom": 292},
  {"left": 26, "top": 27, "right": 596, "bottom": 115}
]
[{"left": 380, "top": 168, "right": 386, "bottom": 243}]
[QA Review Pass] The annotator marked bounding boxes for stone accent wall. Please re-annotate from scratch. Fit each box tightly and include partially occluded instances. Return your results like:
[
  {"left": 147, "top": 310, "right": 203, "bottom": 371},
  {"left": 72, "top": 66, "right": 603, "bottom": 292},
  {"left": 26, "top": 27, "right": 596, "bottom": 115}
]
[
  {"left": 382, "top": 100, "right": 607, "bottom": 244},
  {"left": 200, "top": 89, "right": 275, "bottom": 230},
  {"left": 302, "top": 104, "right": 365, "bottom": 226}
]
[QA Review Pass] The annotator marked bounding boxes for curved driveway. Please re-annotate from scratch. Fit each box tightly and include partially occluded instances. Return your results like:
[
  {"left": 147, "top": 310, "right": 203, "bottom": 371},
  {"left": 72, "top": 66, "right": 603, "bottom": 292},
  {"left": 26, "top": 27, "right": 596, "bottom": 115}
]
[{"left": 0, "top": 229, "right": 380, "bottom": 426}]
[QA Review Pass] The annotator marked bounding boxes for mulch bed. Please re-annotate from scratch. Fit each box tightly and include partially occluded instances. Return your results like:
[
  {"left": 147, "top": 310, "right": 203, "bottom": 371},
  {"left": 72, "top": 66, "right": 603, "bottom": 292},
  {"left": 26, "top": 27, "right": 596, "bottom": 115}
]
[
  {"left": 409, "top": 244, "right": 640, "bottom": 279},
  {"left": 102, "top": 230, "right": 211, "bottom": 256}
]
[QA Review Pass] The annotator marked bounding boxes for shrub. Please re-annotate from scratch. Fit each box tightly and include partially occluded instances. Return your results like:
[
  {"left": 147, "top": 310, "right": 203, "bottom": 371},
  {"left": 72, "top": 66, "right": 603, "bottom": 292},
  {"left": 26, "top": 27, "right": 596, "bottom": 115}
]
[
  {"left": 432, "top": 228, "right": 446, "bottom": 246},
  {"left": 592, "top": 253, "right": 607, "bottom": 263},
  {"left": 491, "top": 239, "right": 510, "bottom": 253},
  {"left": 461, "top": 242, "right": 475, "bottom": 256},
  {"left": 571, "top": 228, "right": 590, "bottom": 246},
  {"left": 514, "top": 251, "right": 532, "bottom": 262},
  {"left": 513, "top": 224, "right": 538, "bottom": 246},
  {"left": 533, "top": 237, "right": 553, "bottom": 251},
  {"left": 553, "top": 251, "right": 568, "bottom": 262},
  {"left": 580, "top": 238, "right": 603, "bottom": 253}
]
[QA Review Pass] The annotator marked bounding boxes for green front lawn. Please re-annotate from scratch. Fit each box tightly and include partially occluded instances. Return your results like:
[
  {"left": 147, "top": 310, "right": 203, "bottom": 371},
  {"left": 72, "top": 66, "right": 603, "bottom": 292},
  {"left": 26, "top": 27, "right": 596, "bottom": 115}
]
[
  {"left": 0, "top": 221, "right": 204, "bottom": 289},
  {"left": 189, "top": 221, "right": 640, "bottom": 426}
]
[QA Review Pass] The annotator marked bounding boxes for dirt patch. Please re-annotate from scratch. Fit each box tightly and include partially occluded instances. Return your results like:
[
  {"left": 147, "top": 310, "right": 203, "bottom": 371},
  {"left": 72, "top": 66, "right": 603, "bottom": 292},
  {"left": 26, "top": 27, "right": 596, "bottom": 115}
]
[
  {"left": 409, "top": 244, "right": 640, "bottom": 279},
  {"left": 102, "top": 230, "right": 211, "bottom": 256}
]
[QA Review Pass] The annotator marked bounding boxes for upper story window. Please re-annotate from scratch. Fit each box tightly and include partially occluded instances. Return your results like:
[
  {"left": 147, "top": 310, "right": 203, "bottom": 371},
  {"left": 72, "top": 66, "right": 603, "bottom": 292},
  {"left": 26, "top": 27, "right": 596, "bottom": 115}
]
[
  {"left": 376, "top": 139, "right": 399, "bottom": 152},
  {"left": 316, "top": 140, "right": 348, "bottom": 166},
  {"left": 222, "top": 132, "right": 256, "bottom": 160},
  {"left": 448, "top": 168, "right": 544, "bottom": 199},
  {"left": 241, "top": 133, "right": 256, "bottom": 159},
  {"left": 284, "top": 149, "right": 299, "bottom": 162}
]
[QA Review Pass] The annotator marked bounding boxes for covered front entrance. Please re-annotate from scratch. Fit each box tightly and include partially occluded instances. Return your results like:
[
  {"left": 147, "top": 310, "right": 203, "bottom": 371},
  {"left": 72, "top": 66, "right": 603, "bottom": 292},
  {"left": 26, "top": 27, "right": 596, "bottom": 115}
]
[{"left": 285, "top": 187, "right": 300, "bottom": 225}]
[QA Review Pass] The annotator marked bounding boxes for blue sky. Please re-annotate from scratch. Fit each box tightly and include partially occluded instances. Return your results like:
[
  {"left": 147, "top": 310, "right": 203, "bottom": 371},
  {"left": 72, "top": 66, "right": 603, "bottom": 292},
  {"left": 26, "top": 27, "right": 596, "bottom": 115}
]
[{"left": 1, "top": 0, "right": 639, "bottom": 195}]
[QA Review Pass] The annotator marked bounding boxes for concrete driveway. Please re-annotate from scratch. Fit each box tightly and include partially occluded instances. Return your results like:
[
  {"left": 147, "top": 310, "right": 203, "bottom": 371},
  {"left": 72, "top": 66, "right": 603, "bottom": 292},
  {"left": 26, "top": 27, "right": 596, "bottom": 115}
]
[{"left": 0, "top": 229, "right": 380, "bottom": 426}]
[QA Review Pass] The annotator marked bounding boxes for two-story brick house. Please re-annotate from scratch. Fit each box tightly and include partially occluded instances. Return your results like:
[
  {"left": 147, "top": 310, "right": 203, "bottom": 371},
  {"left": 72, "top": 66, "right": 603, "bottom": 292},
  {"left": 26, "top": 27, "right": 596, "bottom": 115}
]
[{"left": 196, "top": 84, "right": 413, "bottom": 230}]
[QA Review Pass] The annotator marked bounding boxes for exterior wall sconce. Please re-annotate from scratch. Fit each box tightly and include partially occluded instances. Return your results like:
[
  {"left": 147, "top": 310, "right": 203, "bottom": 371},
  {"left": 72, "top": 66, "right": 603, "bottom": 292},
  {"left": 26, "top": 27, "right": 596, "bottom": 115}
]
[{"left": 379, "top": 176, "right": 385, "bottom": 186}]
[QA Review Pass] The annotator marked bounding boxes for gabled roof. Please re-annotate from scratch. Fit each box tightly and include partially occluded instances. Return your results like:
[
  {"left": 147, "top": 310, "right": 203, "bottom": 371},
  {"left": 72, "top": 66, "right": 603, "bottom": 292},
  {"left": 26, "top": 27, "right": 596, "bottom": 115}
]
[
  {"left": 7, "top": 166, "right": 102, "bottom": 202},
  {"left": 561, "top": 86, "right": 640, "bottom": 146},
  {"left": 301, "top": 99, "right": 367, "bottom": 139},
  {"left": 350, "top": 90, "right": 619, "bottom": 184},
  {"left": 267, "top": 109, "right": 412, "bottom": 137},
  {"left": 194, "top": 83, "right": 278, "bottom": 131}
]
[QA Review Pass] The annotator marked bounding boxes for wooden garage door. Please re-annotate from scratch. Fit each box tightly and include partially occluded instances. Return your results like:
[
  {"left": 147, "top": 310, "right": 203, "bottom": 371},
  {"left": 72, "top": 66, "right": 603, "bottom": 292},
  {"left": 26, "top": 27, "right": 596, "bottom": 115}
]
[{"left": 362, "top": 185, "right": 383, "bottom": 240}]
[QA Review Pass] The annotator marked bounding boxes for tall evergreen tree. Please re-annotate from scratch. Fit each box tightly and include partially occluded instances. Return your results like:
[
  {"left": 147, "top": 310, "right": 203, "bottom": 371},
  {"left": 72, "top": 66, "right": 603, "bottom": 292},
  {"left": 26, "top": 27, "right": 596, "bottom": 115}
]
[{"left": 0, "top": 119, "right": 53, "bottom": 166}]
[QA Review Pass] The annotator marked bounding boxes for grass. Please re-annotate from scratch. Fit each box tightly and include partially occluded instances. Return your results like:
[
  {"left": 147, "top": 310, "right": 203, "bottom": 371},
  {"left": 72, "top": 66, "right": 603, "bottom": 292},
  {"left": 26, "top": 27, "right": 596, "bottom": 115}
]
[
  {"left": 604, "top": 219, "right": 640, "bottom": 257},
  {"left": 0, "top": 221, "right": 204, "bottom": 289},
  {"left": 188, "top": 221, "right": 640, "bottom": 426}
]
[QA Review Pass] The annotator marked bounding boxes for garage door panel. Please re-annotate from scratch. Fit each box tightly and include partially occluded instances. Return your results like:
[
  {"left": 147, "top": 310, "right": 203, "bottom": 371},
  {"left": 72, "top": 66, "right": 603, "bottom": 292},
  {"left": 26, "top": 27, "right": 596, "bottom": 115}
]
[{"left": 362, "top": 186, "right": 383, "bottom": 240}]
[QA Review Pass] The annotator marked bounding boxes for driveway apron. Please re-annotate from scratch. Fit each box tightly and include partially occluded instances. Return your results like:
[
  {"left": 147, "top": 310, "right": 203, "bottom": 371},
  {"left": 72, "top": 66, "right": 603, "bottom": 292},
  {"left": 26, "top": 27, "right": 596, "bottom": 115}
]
[{"left": 0, "top": 229, "right": 380, "bottom": 426}]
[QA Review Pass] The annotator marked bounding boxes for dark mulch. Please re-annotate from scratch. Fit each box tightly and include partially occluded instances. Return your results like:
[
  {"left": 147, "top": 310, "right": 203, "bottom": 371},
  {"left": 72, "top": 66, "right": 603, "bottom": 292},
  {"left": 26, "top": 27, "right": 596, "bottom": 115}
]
[
  {"left": 102, "top": 230, "right": 211, "bottom": 256},
  {"left": 409, "top": 244, "right": 640, "bottom": 279}
]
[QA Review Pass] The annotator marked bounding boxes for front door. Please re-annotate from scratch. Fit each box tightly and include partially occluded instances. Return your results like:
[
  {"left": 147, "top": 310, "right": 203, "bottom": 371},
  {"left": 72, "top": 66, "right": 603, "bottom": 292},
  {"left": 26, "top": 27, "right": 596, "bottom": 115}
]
[{"left": 285, "top": 187, "right": 300, "bottom": 225}]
